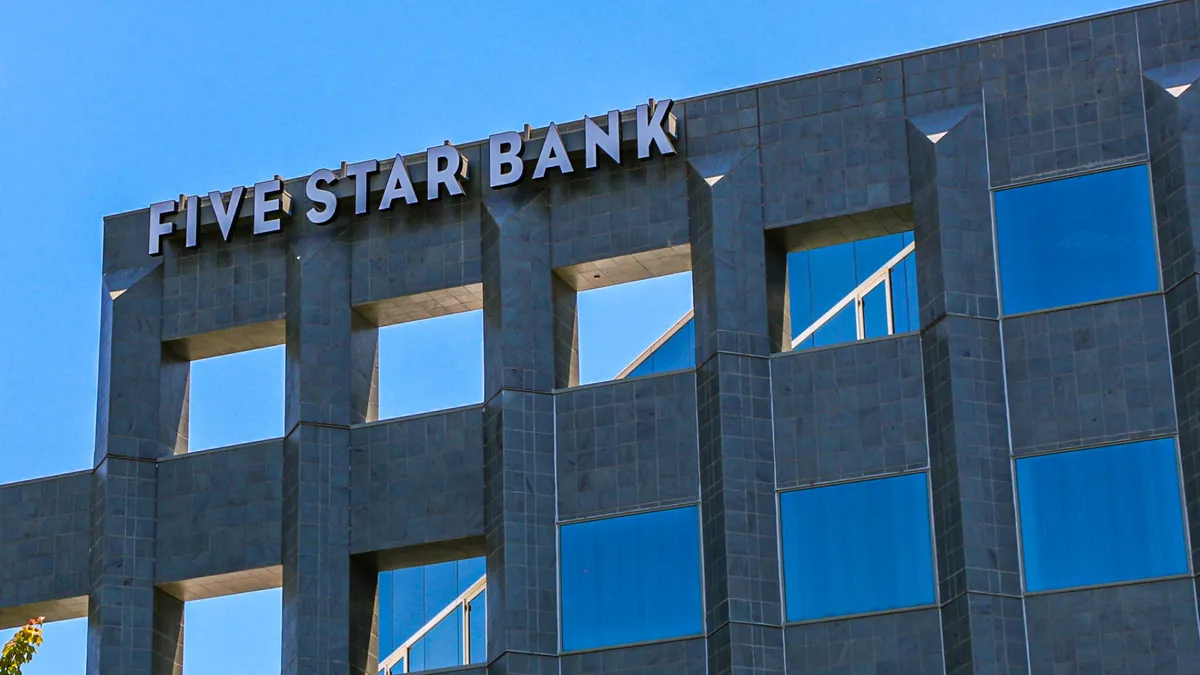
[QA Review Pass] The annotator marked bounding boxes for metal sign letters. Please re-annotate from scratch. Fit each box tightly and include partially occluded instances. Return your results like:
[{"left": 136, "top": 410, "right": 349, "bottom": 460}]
[{"left": 148, "top": 99, "right": 677, "bottom": 256}]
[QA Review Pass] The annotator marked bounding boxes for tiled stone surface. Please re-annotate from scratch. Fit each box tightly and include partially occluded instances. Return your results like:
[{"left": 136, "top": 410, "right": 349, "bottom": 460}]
[
  {"left": 758, "top": 62, "right": 910, "bottom": 227},
  {"left": 1168, "top": 274, "right": 1200, "bottom": 569},
  {"left": 96, "top": 265, "right": 186, "bottom": 462},
  {"left": 548, "top": 150, "right": 689, "bottom": 269},
  {"left": 922, "top": 316, "right": 1022, "bottom": 599},
  {"left": 922, "top": 316, "right": 1026, "bottom": 673},
  {"left": 1025, "top": 579, "right": 1200, "bottom": 674},
  {"left": 349, "top": 408, "right": 484, "bottom": 556},
  {"left": 903, "top": 43, "right": 984, "bottom": 118},
  {"left": 481, "top": 186, "right": 557, "bottom": 396},
  {"left": 784, "top": 609, "right": 944, "bottom": 674},
  {"left": 707, "top": 622, "right": 785, "bottom": 675},
  {"left": 281, "top": 424, "right": 363, "bottom": 675},
  {"left": 281, "top": 222, "right": 378, "bottom": 675},
  {"left": 556, "top": 373, "right": 699, "bottom": 520},
  {"left": 483, "top": 391, "right": 558, "bottom": 661},
  {"left": 155, "top": 441, "right": 283, "bottom": 583},
  {"left": 982, "top": 13, "right": 1147, "bottom": 187},
  {"left": 0, "top": 472, "right": 89, "bottom": 627},
  {"left": 1137, "top": 0, "right": 1200, "bottom": 72},
  {"left": 1145, "top": 70, "right": 1200, "bottom": 291},
  {"left": 688, "top": 147, "right": 770, "bottom": 361},
  {"left": 1004, "top": 296, "right": 1176, "bottom": 456},
  {"left": 162, "top": 228, "right": 287, "bottom": 341},
  {"left": 285, "top": 226, "right": 375, "bottom": 430},
  {"left": 87, "top": 457, "right": 164, "bottom": 675},
  {"left": 350, "top": 191, "right": 482, "bottom": 308},
  {"left": 696, "top": 354, "right": 782, "bottom": 630},
  {"left": 907, "top": 103, "right": 999, "bottom": 326},
  {"left": 561, "top": 639, "right": 707, "bottom": 675},
  {"left": 772, "top": 336, "right": 927, "bottom": 488},
  {"left": 941, "top": 593, "right": 1030, "bottom": 675}
]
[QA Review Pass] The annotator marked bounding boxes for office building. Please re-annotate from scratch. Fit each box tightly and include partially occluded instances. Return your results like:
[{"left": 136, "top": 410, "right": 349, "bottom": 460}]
[{"left": 4, "top": 2, "right": 1200, "bottom": 673}]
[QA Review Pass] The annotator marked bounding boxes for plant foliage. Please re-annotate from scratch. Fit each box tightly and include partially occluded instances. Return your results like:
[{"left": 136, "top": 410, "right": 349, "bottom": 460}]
[{"left": 0, "top": 617, "right": 44, "bottom": 675}]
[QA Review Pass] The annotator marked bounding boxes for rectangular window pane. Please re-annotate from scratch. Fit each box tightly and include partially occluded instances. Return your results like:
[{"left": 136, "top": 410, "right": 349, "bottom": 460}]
[
  {"left": 469, "top": 590, "right": 486, "bottom": 664},
  {"left": 812, "top": 302, "right": 857, "bottom": 347},
  {"left": 379, "top": 558, "right": 485, "bottom": 671},
  {"left": 781, "top": 473, "right": 935, "bottom": 621},
  {"left": 413, "top": 608, "right": 462, "bottom": 671},
  {"left": 863, "top": 284, "right": 888, "bottom": 339},
  {"left": 1016, "top": 438, "right": 1188, "bottom": 592},
  {"left": 560, "top": 506, "right": 703, "bottom": 651},
  {"left": 995, "top": 165, "right": 1159, "bottom": 315},
  {"left": 790, "top": 233, "right": 917, "bottom": 350}
]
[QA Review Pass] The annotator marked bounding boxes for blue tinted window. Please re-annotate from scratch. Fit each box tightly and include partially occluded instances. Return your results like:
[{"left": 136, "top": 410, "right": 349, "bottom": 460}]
[
  {"left": 560, "top": 506, "right": 703, "bottom": 650},
  {"left": 628, "top": 319, "right": 694, "bottom": 378},
  {"left": 789, "top": 232, "right": 917, "bottom": 350},
  {"left": 469, "top": 590, "right": 486, "bottom": 664},
  {"left": 1016, "top": 438, "right": 1187, "bottom": 592},
  {"left": 995, "top": 165, "right": 1159, "bottom": 315},
  {"left": 781, "top": 473, "right": 935, "bottom": 621},
  {"left": 378, "top": 558, "right": 487, "bottom": 670}
]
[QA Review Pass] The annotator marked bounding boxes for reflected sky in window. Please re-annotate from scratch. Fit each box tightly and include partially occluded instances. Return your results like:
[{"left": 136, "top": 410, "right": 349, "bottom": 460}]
[
  {"left": 781, "top": 473, "right": 935, "bottom": 621},
  {"left": 628, "top": 318, "right": 695, "bottom": 378},
  {"left": 1016, "top": 438, "right": 1187, "bottom": 593},
  {"left": 790, "top": 232, "right": 917, "bottom": 350},
  {"left": 560, "top": 506, "right": 703, "bottom": 651},
  {"left": 379, "top": 557, "right": 486, "bottom": 670},
  {"left": 995, "top": 165, "right": 1159, "bottom": 315}
]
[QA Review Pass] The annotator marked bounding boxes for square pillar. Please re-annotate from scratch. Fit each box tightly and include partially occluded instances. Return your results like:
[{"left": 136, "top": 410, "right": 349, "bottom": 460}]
[
  {"left": 480, "top": 185, "right": 560, "bottom": 674},
  {"left": 908, "top": 106, "right": 1028, "bottom": 675},
  {"left": 1145, "top": 64, "right": 1200, "bottom": 571},
  {"left": 89, "top": 264, "right": 186, "bottom": 675},
  {"left": 282, "top": 225, "right": 379, "bottom": 675},
  {"left": 687, "top": 138, "right": 785, "bottom": 675}
]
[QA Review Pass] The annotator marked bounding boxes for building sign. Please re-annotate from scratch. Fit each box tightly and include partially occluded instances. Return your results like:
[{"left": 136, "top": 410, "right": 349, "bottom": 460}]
[{"left": 148, "top": 99, "right": 677, "bottom": 256}]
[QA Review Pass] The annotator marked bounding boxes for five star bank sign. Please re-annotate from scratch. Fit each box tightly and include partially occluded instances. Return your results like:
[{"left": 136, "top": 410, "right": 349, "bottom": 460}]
[{"left": 147, "top": 99, "right": 678, "bottom": 256}]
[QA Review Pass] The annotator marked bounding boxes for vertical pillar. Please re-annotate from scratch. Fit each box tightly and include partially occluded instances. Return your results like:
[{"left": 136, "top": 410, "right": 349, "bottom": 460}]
[
  {"left": 282, "top": 223, "right": 379, "bottom": 675},
  {"left": 688, "top": 142, "right": 785, "bottom": 675},
  {"left": 1144, "top": 64, "right": 1200, "bottom": 570},
  {"left": 552, "top": 274, "right": 579, "bottom": 389},
  {"left": 480, "top": 180, "right": 559, "bottom": 675},
  {"left": 89, "top": 262, "right": 186, "bottom": 675},
  {"left": 908, "top": 106, "right": 1029, "bottom": 675}
]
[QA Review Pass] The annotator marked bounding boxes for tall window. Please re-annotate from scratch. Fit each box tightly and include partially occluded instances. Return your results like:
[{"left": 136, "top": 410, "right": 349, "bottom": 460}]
[
  {"left": 994, "top": 165, "right": 1159, "bottom": 315},
  {"left": 559, "top": 506, "right": 703, "bottom": 650},
  {"left": 780, "top": 473, "right": 935, "bottom": 621},
  {"left": 1015, "top": 438, "right": 1188, "bottom": 592}
]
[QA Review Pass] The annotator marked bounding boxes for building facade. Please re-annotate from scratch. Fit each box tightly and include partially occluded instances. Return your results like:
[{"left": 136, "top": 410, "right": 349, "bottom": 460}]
[{"left": 4, "top": 1, "right": 1200, "bottom": 673}]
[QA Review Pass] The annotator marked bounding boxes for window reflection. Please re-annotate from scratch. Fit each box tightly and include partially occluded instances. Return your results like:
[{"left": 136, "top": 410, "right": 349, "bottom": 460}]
[
  {"left": 627, "top": 318, "right": 695, "bottom": 378},
  {"left": 560, "top": 506, "right": 704, "bottom": 651},
  {"left": 790, "top": 231, "right": 918, "bottom": 350},
  {"left": 780, "top": 473, "right": 935, "bottom": 622},
  {"left": 1015, "top": 438, "right": 1187, "bottom": 592},
  {"left": 378, "top": 557, "right": 486, "bottom": 672},
  {"left": 994, "top": 165, "right": 1159, "bottom": 315}
]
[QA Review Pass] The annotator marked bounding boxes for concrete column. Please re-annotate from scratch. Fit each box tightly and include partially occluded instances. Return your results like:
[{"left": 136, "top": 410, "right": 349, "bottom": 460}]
[
  {"left": 282, "top": 225, "right": 379, "bottom": 675},
  {"left": 89, "top": 264, "right": 185, "bottom": 675},
  {"left": 687, "top": 142, "right": 785, "bottom": 675},
  {"left": 480, "top": 183, "right": 559, "bottom": 675},
  {"left": 1145, "top": 64, "right": 1200, "bottom": 571},
  {"left": 908, "top": 106, "right": 1029, "bottom": 675}
]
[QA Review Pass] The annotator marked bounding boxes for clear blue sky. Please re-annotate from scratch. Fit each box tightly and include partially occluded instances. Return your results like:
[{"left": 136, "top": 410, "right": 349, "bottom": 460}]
[{"left": 0, "top": 0, "right": 1143, "bottom": 671}]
